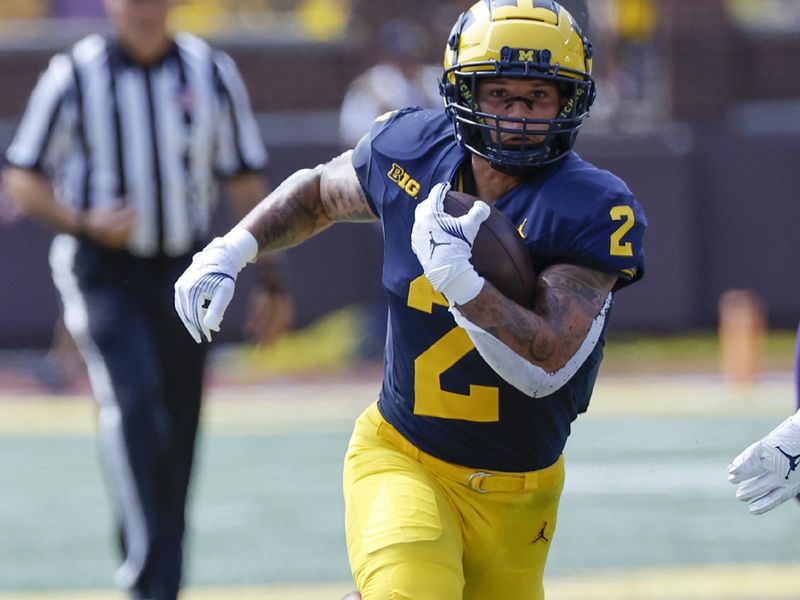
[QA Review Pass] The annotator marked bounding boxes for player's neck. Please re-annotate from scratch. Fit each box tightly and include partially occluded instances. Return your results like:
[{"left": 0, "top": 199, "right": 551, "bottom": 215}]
[{"left": 471, "top": 156, "right": 522, "bottom": 204}]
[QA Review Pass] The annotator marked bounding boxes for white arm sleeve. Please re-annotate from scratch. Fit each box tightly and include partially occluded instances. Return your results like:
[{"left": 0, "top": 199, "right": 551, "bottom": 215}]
[{"left": 449, "top": 293, "right": 612, "bottom": 398}]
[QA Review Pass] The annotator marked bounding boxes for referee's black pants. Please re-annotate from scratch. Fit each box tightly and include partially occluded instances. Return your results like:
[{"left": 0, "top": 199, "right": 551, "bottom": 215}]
[{"left": 51, "top": 235, "right": 207, "bottom": 600}]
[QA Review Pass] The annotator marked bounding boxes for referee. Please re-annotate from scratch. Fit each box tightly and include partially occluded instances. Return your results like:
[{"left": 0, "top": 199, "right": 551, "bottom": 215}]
[{"left": 2, "top": 0, "right": 281, "bottom": 598}]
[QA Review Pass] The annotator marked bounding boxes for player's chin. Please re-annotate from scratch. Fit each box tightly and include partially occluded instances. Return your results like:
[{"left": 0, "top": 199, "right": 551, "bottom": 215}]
[
  {"left": 493, "top": 132, "right": 547, "bottom": 147},
  {"left": 500, "top": 133, "right": 545, "bottom": 148}
]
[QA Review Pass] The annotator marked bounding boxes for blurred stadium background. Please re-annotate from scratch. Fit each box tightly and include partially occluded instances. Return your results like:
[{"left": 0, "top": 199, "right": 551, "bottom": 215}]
[{"left": 1, "top": 0, "right": 800, "bottom": 598}]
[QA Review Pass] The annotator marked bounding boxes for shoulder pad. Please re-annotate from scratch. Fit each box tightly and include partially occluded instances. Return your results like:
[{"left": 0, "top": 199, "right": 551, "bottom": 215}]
[{"left": 368, "top": 108, "right": 452, "bottom": 160}]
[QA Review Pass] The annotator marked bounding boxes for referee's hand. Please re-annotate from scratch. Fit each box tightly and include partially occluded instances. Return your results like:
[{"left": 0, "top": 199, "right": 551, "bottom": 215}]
[
  {"left": 82, "top": 205, "right": 136, "bottom": 249},
  {"left": 174, "top": 228, "right": 258, "bottom": 342}
]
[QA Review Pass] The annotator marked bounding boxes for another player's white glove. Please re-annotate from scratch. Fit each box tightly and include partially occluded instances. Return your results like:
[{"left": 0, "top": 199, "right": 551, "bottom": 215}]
[
  {"left": 727, "top": 409, "right": 800, "bottom": 514},
  {"left": 410, "top": 182, "right": 490, "bottom": 306},
  {"left": 174, "top": 227, "right": 258, "bottom": 343}
]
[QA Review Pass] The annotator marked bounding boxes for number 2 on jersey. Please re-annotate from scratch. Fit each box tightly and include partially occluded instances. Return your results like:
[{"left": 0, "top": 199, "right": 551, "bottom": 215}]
[
  {"left": 609, "top": 205, "right": 635, "bottom": 257},
  {"left": 407, "top": 275, "right": 499, "bottom": 422}
]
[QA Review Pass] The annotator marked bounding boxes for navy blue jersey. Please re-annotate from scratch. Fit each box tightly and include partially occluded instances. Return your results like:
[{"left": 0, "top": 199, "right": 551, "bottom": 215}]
[{"left": 352, "top": 108, "right": 647, "bottom": 472}]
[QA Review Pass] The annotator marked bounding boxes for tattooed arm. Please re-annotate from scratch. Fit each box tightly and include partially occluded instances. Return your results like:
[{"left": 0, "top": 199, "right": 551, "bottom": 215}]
[
  {"left": 455, "top": 264, "right": 617, "bottom": 373},
  {"left": 239, "top": 151, "right": 377, "bottom": 253},
  {"left": 174, "top": 151, "right": 376, "bottom": 342}
]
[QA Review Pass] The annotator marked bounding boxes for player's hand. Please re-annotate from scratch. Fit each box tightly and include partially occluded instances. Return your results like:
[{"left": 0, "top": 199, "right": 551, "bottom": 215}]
[
  {"left": 727, "top": 410, "right": 800, "bottom": 514},
  {"left": 410, "top": 181, "right": 490, "bottom": 306},
  {"left": 174, "top": 228, "right": 257, "bottom": 343}
]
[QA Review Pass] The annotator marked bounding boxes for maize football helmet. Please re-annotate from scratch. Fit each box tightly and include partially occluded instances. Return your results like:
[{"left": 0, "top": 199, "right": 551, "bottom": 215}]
[{"left": 440, "top": 0, "right": 595, "bottom": 173}]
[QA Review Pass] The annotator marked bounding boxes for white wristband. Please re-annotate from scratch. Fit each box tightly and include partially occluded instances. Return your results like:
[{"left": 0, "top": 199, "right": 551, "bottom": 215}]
[
  {"left": 222, "top": 227, "right": 259, "bottom": 271},
  {"left": 445, "top": 268, "right": 485, "bottom": 306}
]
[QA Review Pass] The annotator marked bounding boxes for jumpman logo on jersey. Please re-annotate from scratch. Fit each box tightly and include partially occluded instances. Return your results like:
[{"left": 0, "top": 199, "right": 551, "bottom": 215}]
[
  {"left": 530, "top": 521, "right": 549, "bottom": 545},
  {"left": 776, "top": 446, "right": 800, "bottom": 480},
  {"left": 429, "top": 231, "right": 452, "bottom": 259}
]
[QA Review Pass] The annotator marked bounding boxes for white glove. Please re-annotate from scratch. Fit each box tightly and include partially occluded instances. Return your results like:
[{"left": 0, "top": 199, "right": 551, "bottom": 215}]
[
  {"left": 174, "top": 227, "right": 258, "bottom": 343},
  {"left": 410, "top": 182, "right": 490, "bottom": 306},
  {"left": 727, "top": 409, "right": 800, "bottom": 514}
]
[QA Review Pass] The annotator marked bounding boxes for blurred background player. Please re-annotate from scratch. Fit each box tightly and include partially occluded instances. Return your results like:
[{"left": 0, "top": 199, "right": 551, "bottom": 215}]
[
  {"left": 174, "top": 1, "right": 646, "bottom": 598},
  {"left": 337, "top": 17, "right": 440, "bottom": 148},
  {"left": 1, "top": 0, "right": 289, "bottom": 597}
]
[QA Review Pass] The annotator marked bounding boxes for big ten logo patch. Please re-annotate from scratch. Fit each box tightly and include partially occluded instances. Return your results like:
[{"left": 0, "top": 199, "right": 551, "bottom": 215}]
[{"left": 387, "top": 163, "right": 421, "bottom": 198}]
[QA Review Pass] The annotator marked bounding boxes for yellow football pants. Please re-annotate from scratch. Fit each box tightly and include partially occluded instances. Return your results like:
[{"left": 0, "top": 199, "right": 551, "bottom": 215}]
[{"left": 343, "top": 402, "right": 565, "bottom": 600}]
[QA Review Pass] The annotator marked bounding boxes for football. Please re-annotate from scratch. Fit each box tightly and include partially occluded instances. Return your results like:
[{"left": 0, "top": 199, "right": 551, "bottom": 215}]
[{"left": 443, "top": 190, "right": 536, "bottom": 307}]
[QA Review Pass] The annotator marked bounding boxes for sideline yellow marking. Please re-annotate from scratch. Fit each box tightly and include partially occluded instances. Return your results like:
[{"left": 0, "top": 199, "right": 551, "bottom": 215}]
[
  {"left": 2, "top": 563, "right": 799, "bottom": 599},
  {"left": 0, "top": 383, "right": 376, "bottom": 435},
  {"left": 0, "top": 394, "right": 96, "bottom": 434},
  {"left": 589, "top": 375, "right": 792, "bottom": 418},
  {"left": 547, "top": 562, "right": 800, "bottom": 599},
  {"left": 0, "top": 375, "right": 792, "bottom": 436},
  {"left": 0, "top": 583, "right": 353, "bottom": 600}
]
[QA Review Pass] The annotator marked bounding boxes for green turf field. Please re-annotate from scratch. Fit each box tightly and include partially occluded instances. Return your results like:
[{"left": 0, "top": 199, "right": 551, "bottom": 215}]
[{"left": 1, "top": 367, "right": 799, "bottom": 599}]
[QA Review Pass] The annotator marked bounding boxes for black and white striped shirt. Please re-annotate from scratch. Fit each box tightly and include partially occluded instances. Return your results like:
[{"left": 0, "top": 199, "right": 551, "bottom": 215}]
[{"left": 6, "top": 33, "right": 267, "bottom": 257}]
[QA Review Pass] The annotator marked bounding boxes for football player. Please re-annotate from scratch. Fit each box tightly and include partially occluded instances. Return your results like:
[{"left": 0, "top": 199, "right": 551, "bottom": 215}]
[{"left": 174, "top": 1, "right": 647, "bottom": 598}]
